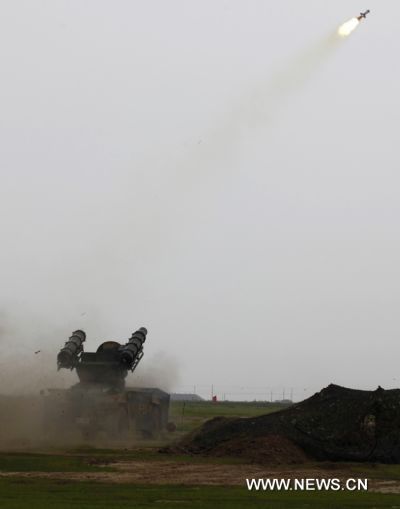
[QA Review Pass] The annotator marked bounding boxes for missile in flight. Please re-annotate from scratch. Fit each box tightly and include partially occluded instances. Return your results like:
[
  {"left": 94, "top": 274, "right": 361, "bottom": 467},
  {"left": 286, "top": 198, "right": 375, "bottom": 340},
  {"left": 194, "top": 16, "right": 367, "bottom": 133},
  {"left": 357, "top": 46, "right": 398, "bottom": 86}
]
[{"left": 357, "top": 10, "right": 370, "bottom": 21}]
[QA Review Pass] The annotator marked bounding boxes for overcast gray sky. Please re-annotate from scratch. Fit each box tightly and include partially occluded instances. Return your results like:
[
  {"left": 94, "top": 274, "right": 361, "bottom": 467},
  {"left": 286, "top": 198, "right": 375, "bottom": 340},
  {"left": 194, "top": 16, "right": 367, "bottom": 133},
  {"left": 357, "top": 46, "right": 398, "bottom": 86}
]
[{"left": 0, "top": 1, "right": 398, "bottom": 399}]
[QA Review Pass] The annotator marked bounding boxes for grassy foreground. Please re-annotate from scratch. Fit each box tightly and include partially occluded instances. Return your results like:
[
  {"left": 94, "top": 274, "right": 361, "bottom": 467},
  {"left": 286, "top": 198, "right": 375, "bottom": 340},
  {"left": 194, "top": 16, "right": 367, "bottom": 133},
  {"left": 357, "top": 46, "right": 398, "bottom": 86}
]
[
  {"left": 1, "top": 401, "right": 399, "bottom": 508},
  {"left": 0, "top": 452, "right": 116, "bottom": 472},
  {"left": 1, "top": 479, "right": 399, "bottom": 509}
]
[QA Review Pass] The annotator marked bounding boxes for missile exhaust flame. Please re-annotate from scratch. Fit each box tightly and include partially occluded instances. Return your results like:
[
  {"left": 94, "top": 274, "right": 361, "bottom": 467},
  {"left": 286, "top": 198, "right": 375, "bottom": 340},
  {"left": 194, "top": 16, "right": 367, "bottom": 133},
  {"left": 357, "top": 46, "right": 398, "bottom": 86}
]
[{"left": 338, "top": 18, "right": 360, "bottom": 37}]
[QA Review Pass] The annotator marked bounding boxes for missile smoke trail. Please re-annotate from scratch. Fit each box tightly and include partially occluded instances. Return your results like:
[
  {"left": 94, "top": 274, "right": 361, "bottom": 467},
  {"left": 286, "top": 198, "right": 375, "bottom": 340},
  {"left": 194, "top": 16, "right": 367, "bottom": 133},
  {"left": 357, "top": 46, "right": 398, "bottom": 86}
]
[
  {"left": 142, "top": 19, "right": 364, "bottom": 249},
  {"left": 173, "top": 23, "right": 356, "bottom": 182}
]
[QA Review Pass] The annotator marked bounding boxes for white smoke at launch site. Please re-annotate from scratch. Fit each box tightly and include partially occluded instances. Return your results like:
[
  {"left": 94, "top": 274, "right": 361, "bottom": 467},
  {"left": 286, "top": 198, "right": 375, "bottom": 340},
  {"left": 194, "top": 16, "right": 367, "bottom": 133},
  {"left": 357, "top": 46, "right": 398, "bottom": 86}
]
[
  {"left": 0, "top": 309, "right": 76, "bottom": 394},
  {"left": 0, "top": 309, "right": 179, "bottom": 395}
]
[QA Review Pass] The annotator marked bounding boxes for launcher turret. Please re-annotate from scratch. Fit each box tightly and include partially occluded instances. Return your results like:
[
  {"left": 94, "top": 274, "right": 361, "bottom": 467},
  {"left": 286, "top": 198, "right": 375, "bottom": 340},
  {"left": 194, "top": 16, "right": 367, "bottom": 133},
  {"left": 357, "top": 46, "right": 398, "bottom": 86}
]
[
  {"left": 57, "top": 330, "right": 86, "bottom": 370},
  {"left": 56, "top": 327, "right": 148, "bottom": 388},
  {"left": 119, "top": 327, "right": 147, "bottom": 372}
]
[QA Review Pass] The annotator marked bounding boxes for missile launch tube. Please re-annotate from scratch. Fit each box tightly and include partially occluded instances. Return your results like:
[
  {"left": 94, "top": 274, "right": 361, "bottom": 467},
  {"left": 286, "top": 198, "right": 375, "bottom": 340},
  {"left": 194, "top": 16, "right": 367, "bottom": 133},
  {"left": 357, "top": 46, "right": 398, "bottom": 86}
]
[
  {"left": 57, "top": 330, "right": 86, "bottom": 370},
  {"left": 119, "top": 327, "right": 147, "bottom": 371}
]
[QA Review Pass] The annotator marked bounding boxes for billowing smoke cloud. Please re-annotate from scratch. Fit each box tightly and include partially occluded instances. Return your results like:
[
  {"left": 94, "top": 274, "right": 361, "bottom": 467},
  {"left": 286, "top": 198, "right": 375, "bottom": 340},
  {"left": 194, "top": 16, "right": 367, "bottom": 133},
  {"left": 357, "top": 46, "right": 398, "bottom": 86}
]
[
  {"left": 0, "top": 307, "right": 179, "bottom": 394},
  {"left": 134, "top": 352, "right": 180, "bottom": 392}
]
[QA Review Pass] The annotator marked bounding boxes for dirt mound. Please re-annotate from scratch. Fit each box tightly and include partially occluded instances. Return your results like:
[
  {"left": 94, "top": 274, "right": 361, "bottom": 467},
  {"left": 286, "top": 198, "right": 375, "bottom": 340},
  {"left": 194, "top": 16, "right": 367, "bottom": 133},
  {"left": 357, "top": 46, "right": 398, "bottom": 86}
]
[
  {"left": 173, "top": 385, "right": 400, "bottom": 464},
  {"left": 207, "top": 433, "right": 309, "bottom": 464}
]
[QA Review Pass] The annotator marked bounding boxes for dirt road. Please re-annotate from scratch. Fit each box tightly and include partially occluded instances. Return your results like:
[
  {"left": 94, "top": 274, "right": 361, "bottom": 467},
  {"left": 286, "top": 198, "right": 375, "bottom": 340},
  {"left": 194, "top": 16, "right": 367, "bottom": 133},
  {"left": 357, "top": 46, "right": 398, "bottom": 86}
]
[{"left": 1, "top": 459, "right": 400, "bottom": 493}]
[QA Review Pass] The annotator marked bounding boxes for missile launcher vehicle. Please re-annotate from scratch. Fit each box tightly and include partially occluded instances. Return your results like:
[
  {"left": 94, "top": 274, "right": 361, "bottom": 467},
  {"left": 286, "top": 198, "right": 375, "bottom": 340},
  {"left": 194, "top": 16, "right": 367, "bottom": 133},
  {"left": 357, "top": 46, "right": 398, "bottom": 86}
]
[{"left": 43, "top": 327, "right": 171, "bottom": 440}]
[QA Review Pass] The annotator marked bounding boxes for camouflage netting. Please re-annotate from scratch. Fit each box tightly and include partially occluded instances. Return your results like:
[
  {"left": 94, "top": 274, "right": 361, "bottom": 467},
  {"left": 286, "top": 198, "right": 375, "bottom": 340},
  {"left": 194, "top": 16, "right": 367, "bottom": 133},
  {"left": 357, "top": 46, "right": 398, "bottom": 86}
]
[{"left": 174, "top": 385, "right": 400, "bottom": 464}]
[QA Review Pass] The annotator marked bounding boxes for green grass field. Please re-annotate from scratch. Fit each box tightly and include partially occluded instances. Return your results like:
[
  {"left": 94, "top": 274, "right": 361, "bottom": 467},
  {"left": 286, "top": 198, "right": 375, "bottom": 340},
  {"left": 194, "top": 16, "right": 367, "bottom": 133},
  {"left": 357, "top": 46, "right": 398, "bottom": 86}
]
[
  {"left": 1, "top": 478, "right": 399, "bottom": 509},
  {"left": 0, "top": 452, "right": 115, "bottom": 472},
  {"left": 169, "top": 400, "right": 287, "bottom": 434}
]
